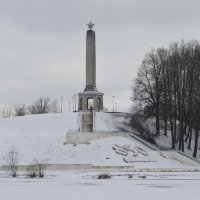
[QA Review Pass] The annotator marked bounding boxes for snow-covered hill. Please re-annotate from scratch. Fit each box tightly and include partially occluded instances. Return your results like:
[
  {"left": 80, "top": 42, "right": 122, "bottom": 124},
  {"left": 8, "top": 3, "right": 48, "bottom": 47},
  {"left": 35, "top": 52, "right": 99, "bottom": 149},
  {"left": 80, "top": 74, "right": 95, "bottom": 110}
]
[
  {"left": 0, "top": 112, "right": 126, "bottom": 165},
  {"left": 0, "top": 113, "right": 78, "bottom": 165},
  {"left": 0, "top": 112, "right": 197, "bottom": 169}
]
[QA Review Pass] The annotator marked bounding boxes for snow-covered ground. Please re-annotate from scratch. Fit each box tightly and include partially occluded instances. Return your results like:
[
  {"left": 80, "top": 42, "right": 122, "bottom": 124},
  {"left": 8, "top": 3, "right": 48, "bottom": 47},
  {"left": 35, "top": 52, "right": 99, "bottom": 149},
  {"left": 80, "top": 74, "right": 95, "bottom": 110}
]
[
  {"left": 156, "top": 133, "right": 200, "bottom": 162},
  {"left": 1, "top": 112, "right": 200, "bottom": 199},
  {"left": 0, "top": 171, "right": 200, "bottom": 200},
  {"left": 94, "top": 112, "right": 130, "bottom": 132},
  {"left": 0, "top": 112, "right": 198, "bottom": 169},
  {"left": 0, "top": 113, "right": 78, "bottom": 165},
  {"left": 0, "top": 112, "right": 127, "bottom": 165}
]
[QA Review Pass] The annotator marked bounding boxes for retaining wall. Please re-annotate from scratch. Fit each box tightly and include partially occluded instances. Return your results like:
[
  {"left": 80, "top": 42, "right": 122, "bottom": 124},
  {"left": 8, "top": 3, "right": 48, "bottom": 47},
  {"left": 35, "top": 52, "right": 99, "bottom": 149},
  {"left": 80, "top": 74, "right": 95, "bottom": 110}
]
[
  {"left": 1, "top": 164, "right": 199, "bottom": 172},
  {"left": 64, "top": 132, "right": 131, "bottom": 145},
  {"left": 160, "top": 151, "right": 200, "bottom": 167}
]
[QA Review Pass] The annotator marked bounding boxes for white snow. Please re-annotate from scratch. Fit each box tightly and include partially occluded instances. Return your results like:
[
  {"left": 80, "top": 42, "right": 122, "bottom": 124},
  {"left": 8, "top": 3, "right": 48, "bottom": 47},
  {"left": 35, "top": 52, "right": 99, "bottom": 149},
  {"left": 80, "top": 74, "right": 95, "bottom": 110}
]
[
  {"left": 0, "top": 171, "right": 200, "bottom": 200},
  {"left": 94, "top": 112, "right": 130, "bottom": 132},
  {"left": 0, "top": 112, "right": 200, "bottom": 200},
  {"left": 0, "top": 112, "right": 196, "bottom": 169},
  {"left": 0, "top": 113, "right": 78, "bottom": 165},
  {"left": 156, "top": 129, "right": 200, "bottom": 162}
]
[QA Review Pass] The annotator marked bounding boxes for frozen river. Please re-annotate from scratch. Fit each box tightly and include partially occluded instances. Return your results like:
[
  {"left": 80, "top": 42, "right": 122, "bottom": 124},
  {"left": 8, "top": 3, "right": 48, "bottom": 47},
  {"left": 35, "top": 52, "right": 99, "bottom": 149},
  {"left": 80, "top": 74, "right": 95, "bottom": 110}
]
[{"left": 0, "top": 171, "right": 200, "bottom": 200}]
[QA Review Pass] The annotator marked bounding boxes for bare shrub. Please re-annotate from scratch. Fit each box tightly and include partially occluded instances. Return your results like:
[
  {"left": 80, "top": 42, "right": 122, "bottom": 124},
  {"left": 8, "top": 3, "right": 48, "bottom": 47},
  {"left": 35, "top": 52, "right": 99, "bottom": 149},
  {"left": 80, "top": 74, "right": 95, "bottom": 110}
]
[
  {"left": 26, "top": 159, "right": 48, "bottom": 178},
  {"left": 97, "top": 173, "right": 112, "bottom": 179},
  {"left": 15, "top": 104, "right": 27, "bottom": 116},
  {"left": 0, "top": 105, "right": 14, "bottom": 118},
  {"left": 4, "top": 147, "right": 20, "bottom": 177},
  {"left": 130, "top": 114, "right": 155, "bottom": 143},
  {"left": 26, "top": 164, "right": 37, "bottom": 178},
  {"left": 128, "top": 174, "right": 133, "bottom": 178},
  {"left": 34, "top": 159, "right": 48, "bottom": 177}
]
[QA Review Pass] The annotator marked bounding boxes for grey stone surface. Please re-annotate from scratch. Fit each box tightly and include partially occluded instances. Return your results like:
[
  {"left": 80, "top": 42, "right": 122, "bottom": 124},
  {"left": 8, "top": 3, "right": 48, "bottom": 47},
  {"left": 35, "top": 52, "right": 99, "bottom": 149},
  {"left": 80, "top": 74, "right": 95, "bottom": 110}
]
[
  {"left": 64, "top": 132, "right": 132, "bottom": 145},
  {"left": 85, "top": 30, "right": 96, "bottom": 91},
  {"left": 78, "top": 91, "right": 103, "bottom": 111},
  {"left": 81, "top": 112, "right": 93, "bottom": 132},
  {"left": 78, "top": 24, "right": 104, "bottom": 111}
]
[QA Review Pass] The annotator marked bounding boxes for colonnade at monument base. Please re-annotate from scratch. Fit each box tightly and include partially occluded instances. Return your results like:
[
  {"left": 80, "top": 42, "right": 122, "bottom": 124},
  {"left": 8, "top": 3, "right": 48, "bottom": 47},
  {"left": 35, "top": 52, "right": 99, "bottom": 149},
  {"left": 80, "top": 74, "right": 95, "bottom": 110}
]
[{"left": 78, "top": 91, "right": 103, "bottom": 111}]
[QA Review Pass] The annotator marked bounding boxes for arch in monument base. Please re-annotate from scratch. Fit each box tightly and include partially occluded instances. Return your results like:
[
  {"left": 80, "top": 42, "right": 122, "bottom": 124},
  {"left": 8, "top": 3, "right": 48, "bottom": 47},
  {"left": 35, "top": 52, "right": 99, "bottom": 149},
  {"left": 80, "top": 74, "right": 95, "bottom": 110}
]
[{"left": 78, "top": 91, "right": 104, "bottom": 111}]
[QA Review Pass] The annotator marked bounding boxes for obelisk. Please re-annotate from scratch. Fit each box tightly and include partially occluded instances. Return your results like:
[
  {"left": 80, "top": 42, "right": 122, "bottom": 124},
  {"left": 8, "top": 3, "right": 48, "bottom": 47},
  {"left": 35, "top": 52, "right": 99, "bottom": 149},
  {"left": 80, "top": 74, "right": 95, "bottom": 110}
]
[
  {"left": 78, "top": 22, "right": 104, "bottom": 111},
  {"left": 85, "top": 21, "right": 97, "bottom": 91}
]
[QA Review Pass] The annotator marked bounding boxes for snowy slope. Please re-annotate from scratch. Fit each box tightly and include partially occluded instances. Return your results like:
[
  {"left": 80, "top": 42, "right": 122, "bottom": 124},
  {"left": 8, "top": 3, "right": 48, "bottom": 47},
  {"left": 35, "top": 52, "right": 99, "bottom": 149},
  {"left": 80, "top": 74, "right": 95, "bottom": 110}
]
[
  {"left": 0, "top": 112, "right": 196, "bottom": 168},
  {"left": 0, "top": 113, "right": 78, "bottom": 165},
  {"left": 94, "top": 112, "right": 130, "bottom": 132}
]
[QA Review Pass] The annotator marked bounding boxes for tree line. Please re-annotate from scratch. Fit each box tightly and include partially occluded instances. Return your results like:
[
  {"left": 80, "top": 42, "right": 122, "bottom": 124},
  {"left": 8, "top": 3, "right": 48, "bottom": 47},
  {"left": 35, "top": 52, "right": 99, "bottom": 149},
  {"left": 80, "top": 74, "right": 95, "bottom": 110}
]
[
  {"left": 132, "top": 40, "right": 200, "bottom": 157},
  {"left": 0, "top": 97, "right": 60, "bottom": 117}
]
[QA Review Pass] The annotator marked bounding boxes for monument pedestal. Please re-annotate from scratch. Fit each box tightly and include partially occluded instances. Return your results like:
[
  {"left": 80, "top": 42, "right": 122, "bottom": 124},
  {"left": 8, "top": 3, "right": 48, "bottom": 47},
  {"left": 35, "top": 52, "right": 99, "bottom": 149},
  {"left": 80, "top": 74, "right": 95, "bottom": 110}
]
[{"left": 78, "top": 91, "right": 103, "bottom": 111}]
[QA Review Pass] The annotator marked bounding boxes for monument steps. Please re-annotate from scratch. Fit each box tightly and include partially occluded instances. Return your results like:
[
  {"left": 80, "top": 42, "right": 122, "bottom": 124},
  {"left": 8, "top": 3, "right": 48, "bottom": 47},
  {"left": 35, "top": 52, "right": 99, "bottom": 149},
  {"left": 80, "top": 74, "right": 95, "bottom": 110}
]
[{"left": 81, "top": 111, "right": 94, "bottom": 132}]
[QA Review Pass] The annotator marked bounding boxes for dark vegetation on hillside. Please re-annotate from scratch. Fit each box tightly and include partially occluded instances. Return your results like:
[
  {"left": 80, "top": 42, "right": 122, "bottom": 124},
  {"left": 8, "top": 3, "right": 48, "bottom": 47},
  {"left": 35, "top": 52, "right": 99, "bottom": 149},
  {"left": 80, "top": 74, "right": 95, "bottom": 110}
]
[{"left": 131, "top": 40, "right": 200, "bottom": 158}]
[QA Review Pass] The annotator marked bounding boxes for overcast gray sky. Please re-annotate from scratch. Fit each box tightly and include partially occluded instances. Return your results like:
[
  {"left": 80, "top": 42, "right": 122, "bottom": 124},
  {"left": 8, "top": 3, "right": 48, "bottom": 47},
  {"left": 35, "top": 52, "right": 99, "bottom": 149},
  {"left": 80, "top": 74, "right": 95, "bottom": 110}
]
[{"left": 0, "top": 0, "right": 200, "bottom": 112}]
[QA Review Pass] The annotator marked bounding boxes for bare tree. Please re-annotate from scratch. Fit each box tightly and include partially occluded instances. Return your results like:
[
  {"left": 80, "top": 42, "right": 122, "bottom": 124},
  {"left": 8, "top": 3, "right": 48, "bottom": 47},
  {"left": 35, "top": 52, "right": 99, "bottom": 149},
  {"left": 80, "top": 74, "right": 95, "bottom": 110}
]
[
  {"left": 191, "top": 61, "right": 200, "bottom": 157},
  {"left": 132, "top": 39, "right": 200, "bottom": 155},
  {"left": 28, "top": 97, "right": 51, "bottom": 114},
  {"left": 50, "top": 100, "right": 60, "bottom": 113},
  {"left": 133, "top": 49, "right": 164, "bottom": 135},
  {"left": 4, "top": 147, "right": 20, "bottom": 177}
]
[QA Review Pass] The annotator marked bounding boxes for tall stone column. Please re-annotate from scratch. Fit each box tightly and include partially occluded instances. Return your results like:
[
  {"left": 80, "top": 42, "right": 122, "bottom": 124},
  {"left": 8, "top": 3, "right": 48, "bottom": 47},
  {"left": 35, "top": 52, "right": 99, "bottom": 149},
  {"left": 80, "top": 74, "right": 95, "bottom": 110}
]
[
  {"left": 78, "top": 22, "right": 104, "bottom": 111},
  {"left": 84, "top": 27, "right": 96, "bottom": 91}
]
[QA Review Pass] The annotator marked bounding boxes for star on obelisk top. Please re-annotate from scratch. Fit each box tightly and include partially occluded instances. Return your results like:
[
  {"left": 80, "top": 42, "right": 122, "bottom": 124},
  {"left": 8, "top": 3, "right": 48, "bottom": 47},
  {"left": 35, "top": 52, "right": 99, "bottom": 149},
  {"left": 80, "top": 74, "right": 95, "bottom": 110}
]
[{"left": 87, "top": 21, "right": 95, "bottom": 30}]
